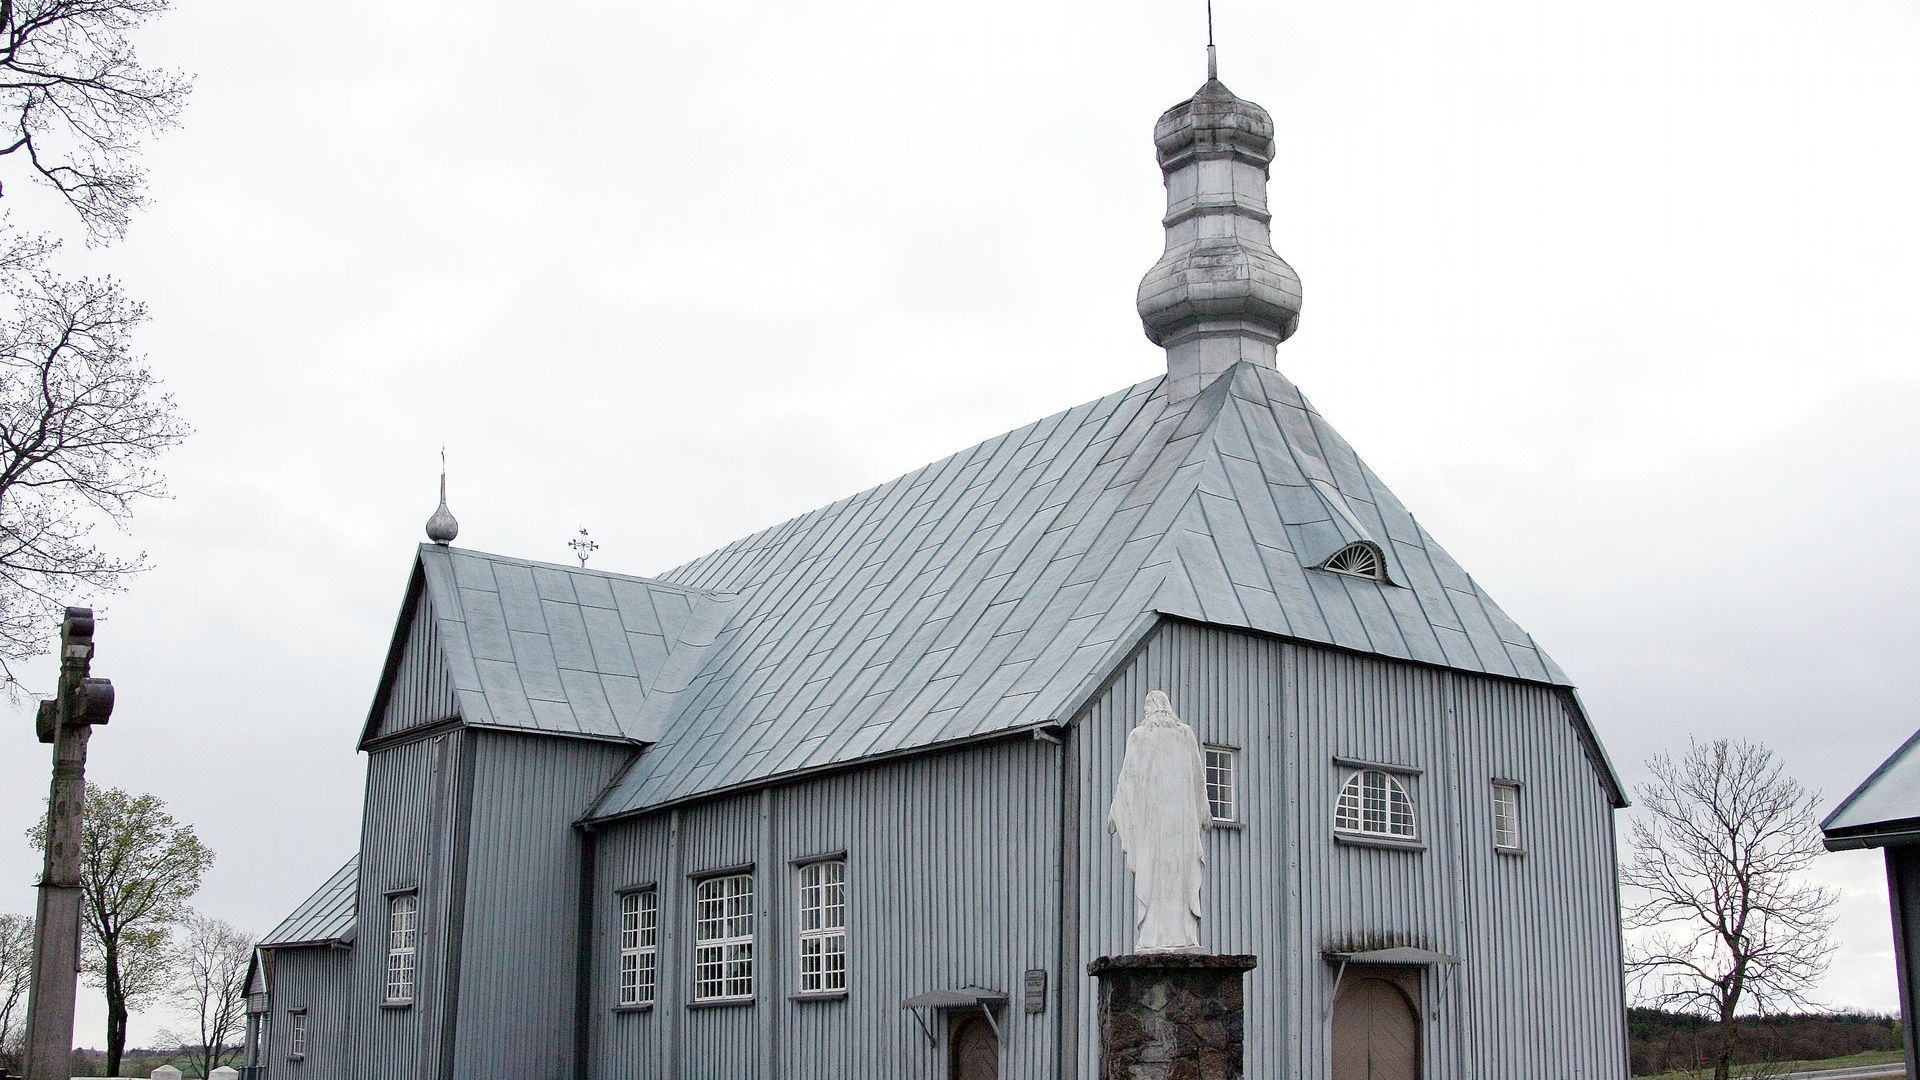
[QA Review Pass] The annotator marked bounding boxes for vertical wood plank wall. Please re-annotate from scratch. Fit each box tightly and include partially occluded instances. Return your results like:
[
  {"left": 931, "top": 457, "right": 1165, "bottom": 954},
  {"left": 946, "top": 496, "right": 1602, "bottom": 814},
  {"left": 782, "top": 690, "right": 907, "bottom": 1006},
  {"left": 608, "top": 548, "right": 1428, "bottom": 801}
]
[
  {"left": 349, "top": 730, "right": 464, "bottom": 1080},
  {"left": 1073, "top": 620, "right": 1627, "bottom": 1077},
  {"left": 371, "top": 595, "right": 458, "bottom": 741},
  {"left": 590, "top": 739, "right": 1063, "bottom": 1079},
  {"left": 452, "top": 731, "right": 633, "bottom": 1080},
  {"left": 264, "top": 946, "right": 354, "bottom": 1077},
  {"left": 299, "top": 617, "right": 1624, "bottom": 1079},
  {"left": 1886, "top": 846, "right": 1920, "bottom": 1078}
]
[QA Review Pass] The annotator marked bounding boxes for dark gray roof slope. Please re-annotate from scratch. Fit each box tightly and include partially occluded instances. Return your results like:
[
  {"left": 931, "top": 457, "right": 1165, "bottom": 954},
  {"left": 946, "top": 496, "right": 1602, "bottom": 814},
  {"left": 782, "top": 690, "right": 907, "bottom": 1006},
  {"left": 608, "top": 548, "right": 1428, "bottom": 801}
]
[
  {"left": 261, "top": 855, "right": 358, "bottom": 948},
  {"left": 400, "top": 546, "right": 736, "bottom": 742},
  {"left": 1823, "top": 729, "right": 1920, "bottom": 848},
  {"left": 586, "top": 362, "right": 1595, "bottom": 819}
]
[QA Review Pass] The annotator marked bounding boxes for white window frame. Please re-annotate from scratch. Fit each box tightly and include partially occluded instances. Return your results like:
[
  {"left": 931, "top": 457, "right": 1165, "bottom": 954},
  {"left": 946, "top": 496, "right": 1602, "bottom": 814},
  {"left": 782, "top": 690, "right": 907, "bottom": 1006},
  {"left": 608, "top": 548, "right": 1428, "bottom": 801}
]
[
  {"left": 693, "top": 873, "right": 755, "bottom": 1002},
  {"left": 796, "top": 860, "right": 847, "bottom": 995},
  {"left": 385, "top": 892, "right": 418, "bottom": 1004},
  {"left": 1203, "top": 745, "right": 1239, "bottom": 822},
  {"left": 287, "top": 1009, "right": 308, "bottom": 1060},
  {"left": 1334, "top": 768, "right": 1417, "bottom": 841},
  {"left": 1492, "top": 781, "right": 1523, "bottom": 851},
  {"left": 618, "top": 887, "right": 659, "bottom": 1006}
]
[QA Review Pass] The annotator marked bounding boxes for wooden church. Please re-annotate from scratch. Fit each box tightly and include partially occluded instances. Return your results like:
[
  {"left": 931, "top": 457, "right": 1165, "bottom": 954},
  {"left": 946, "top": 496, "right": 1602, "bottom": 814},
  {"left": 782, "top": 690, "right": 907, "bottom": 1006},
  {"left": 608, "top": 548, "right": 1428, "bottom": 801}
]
[{"left": 241, "top": 53, "right": 1630, "bottom": 1080}]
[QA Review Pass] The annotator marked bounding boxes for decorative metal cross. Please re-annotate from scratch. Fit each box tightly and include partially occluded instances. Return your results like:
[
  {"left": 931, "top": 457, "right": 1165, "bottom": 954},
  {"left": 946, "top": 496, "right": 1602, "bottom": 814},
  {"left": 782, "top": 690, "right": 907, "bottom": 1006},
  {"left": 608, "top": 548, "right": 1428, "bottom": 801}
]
[{"left": 569, "top": 527, "right": 599, "bottom": 567}]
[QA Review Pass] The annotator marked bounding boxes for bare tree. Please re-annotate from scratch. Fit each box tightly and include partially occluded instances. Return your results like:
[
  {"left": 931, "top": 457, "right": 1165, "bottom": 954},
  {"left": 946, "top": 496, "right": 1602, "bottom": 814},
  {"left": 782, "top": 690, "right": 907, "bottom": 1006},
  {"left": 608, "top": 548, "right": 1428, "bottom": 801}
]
[
  {"left": 0, "top": 911, "right": 30, "bottom": 1073},
  {"left": 0, "top": 226, "right": 185, "bottom": 683},
  {"left": 157, "top": 913, "right": 253, "bottom": 1079},
  {"left": 1622, "top": 739, "right": 1838, "bottom": 1080},
  {"left": 0, "top": 0, "right": 192, "bottom": 242},
  {"left": 26, "top": 783, "right": 214, "bottom": 1076}
]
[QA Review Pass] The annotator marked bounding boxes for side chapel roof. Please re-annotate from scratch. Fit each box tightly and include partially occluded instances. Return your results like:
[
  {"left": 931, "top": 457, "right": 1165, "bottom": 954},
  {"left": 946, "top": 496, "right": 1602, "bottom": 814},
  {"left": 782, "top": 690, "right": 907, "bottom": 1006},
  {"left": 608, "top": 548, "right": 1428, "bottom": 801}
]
[{"left": 260, "top": 854, "right": 359, "bottom": 949}]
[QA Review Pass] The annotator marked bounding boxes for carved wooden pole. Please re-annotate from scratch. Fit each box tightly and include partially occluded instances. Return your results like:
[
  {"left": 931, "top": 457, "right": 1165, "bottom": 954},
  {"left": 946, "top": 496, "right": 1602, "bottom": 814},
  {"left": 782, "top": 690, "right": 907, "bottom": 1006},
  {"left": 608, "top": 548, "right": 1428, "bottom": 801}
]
[{"left": 22, "top": 608, "right": 115, "bottom": 1080}]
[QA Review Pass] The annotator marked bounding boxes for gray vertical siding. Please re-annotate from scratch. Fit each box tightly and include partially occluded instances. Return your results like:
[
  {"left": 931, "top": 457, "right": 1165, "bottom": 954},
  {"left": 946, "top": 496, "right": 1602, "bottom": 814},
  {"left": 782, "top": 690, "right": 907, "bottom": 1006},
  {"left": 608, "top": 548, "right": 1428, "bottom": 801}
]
[
  {"left": 264, "top": 945, "right": 354, "bottom": 1077},
  {"left": 349, "top": 730, "right": 466, "bottom": 1080},
  {"left": 1886, "top": 846, "right": 1920, "bottom": 1077},
  {"left": 1073, "top": 620, "right": 1626, "bottom": 1077},
  {"left": 372, "top": 595, "right": 458, "bottom": 740},
  {"left": 285, "top": 614, "right": 1624, "bottom": 1080},
  {"left": 452, "top": 730, "right": 633, "bottom": 1080},
  {"left": 590, "top": 739, "right": 1063, "bottom": 1079}
]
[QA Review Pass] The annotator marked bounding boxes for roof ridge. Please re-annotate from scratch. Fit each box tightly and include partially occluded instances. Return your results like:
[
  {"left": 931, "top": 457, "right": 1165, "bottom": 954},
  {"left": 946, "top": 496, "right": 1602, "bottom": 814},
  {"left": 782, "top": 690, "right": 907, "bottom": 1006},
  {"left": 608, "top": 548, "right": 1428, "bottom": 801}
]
[{"left": 422, "top": 542, "right": 726, "bottom": 597}]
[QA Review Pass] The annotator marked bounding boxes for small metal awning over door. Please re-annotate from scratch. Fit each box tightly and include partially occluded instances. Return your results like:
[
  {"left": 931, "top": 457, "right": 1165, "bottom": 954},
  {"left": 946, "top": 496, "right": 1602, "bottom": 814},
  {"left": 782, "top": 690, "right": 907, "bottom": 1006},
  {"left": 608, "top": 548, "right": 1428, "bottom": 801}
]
[
  {"left": 1325, "top": 947, "right": 1460, "bottom": 968},
  {"left": 902, "top": 987, "right": 1009, "bottom": 1046},
  {"left": 1323, "top": 947, "right": 1460, "bottom": 1020}
]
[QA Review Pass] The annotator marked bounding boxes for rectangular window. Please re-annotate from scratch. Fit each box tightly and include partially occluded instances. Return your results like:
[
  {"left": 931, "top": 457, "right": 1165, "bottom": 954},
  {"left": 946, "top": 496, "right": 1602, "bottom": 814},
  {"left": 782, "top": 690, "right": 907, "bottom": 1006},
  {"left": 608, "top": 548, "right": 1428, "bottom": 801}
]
[
  {"left": 287, "top": 1010, "right": 308, "bottom": 1059},
  {"left": 385, "top": 892, "right": 418, "bottom": 1004},
  {"left": 618, "top": 888, "right": 659, "bottom": 1006},
  {"left": 1492, "top": 781, "right": 1522, "bottom": 850},
  {"left": 1204, "top": 745, "right": 1238, "bottom": 822},
  {"left": 693, "top": 873, "right": 755, "bottom": 1001},
  {"left": 796, "top": 860, "right": 847, "bottom": 994}
]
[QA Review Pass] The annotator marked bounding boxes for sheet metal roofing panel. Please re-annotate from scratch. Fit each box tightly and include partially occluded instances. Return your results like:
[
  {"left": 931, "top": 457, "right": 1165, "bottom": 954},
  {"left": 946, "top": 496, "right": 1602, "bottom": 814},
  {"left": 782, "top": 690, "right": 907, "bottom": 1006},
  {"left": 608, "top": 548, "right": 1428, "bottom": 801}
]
[
  {"left": 383, "top": 546, "right": 731, "bottom": 743},
  {"left": 584, "top": 362, "right": 1575, "bottom": 819},
  {"left": 261, "top": 855, "right": 358, "bottom": 948},
  {"left": 1824, "top": 729, "right": 1920, "bottom": 840}
]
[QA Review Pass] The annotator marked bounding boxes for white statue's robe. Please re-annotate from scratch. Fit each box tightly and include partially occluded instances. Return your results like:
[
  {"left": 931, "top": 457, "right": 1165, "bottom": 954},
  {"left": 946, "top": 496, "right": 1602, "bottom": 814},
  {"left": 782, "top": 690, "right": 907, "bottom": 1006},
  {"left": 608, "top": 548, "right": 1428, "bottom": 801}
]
[{"left": 1106, "top": 690, "right": 1211, "bottom": 952}]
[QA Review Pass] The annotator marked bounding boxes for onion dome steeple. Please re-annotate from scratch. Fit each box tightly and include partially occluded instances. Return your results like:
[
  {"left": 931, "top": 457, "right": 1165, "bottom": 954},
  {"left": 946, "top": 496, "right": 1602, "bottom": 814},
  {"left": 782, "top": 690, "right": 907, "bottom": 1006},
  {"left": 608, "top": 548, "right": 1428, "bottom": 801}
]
[
  {"left": 1137, "top": 48, "right": 1303, "bottom": 401},
  {"left": 425, "top": 449, "right": 459, "bottom": 545}
]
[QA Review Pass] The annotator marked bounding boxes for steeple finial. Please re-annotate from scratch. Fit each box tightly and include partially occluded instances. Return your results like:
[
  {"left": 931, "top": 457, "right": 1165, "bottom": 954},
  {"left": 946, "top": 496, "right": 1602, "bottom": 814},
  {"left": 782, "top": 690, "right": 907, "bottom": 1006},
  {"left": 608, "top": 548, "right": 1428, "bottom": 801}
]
[
  {"left": 425, "top": 446, "right": 459, "bottom": 545},
  {"left": 1206, "top": 1, "right": 1217, "bottom": 79},
  {"left": 1136, "top": 50, "right": 1302, "bottom": 402}
]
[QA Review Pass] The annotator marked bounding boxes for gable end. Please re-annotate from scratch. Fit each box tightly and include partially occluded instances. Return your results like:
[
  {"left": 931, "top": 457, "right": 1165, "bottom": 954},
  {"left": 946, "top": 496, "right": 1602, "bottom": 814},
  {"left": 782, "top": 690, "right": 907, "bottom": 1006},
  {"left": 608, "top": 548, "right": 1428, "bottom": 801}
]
[{"left": 359, "top": 563, "right": 460, "bottom": 749}]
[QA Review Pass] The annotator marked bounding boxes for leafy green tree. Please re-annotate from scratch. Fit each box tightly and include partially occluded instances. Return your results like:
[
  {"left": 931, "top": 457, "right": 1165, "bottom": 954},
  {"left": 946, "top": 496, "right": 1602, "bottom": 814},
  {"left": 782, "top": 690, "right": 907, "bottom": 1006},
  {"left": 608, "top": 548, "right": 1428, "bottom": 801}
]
[{"left": 27, "top": 784, "right": 214, "bottom": 1076}]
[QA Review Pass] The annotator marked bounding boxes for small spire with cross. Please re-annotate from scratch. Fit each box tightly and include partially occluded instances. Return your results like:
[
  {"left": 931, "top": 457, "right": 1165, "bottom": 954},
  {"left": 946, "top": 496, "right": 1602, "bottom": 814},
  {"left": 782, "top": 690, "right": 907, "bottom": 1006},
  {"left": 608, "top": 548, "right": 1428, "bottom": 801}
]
[
  {"left": 569, "top": 527, "right": 599, "bottom": 567},
  {"left": 425, "top": 446, "right": 459, "bottom": 546}
]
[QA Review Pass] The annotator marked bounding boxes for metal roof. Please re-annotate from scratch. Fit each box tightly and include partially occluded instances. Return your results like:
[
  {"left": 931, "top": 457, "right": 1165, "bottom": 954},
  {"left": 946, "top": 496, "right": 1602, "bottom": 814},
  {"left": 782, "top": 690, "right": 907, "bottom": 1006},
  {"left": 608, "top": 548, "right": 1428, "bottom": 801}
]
[
  {"left": 371, "top": 547, "right": 736, "bottom": 744},
  {"left": 583, "top": 362, "right": 1590, "bottom": 819},
  {"left": 1326, "top": 947, "right": 1460, "bottom": 967},
  {"left": 902, "top": 988, "right": 1010, "bottom": 1009},
  {"left": 261, "top": 855, "right": 358, "bottom": 948},
  {"left": 1822, "top": 729, "right": 1920, "bottom": 847}
]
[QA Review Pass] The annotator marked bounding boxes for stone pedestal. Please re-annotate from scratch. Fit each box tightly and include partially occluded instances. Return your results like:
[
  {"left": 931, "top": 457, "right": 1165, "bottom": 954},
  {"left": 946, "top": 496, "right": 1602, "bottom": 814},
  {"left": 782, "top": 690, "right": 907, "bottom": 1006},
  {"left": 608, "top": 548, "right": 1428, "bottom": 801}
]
[{"left": 1088, "top": 953, "right": 1258, "bottom": 1079}]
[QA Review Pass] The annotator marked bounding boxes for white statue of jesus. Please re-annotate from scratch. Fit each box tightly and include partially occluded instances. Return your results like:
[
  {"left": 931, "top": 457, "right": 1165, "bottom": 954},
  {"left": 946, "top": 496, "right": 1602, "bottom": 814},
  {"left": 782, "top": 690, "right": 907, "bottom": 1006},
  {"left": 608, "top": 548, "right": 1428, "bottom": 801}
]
[{"left": 1106, "top": 690, "right": 1212, "bottom": 953}]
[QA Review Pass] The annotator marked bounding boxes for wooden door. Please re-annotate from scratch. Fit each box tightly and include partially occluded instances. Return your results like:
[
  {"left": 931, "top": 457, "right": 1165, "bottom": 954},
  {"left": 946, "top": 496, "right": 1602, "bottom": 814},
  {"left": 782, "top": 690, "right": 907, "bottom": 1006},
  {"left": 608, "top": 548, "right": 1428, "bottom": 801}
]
[
  {"left": 949, "top": 1013, "right": 999, "bottom": 1080},
  {"left": 1331, "top": 976, "right": 1420, "bottom": 1080}
]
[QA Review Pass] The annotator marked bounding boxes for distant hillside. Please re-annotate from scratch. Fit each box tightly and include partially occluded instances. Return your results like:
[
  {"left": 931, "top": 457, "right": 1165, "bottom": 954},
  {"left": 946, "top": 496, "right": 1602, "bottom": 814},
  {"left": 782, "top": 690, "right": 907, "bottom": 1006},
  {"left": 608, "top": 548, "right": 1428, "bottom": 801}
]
[{"left": 1630, "top": 1008, "right": 1901, "bottom": 1075}]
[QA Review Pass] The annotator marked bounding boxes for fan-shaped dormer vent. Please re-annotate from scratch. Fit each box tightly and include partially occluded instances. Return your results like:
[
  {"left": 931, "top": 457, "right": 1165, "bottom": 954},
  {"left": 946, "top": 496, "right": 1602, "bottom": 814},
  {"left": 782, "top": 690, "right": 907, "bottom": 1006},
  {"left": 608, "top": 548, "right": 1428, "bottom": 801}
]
[{"left": 1320, "top": 542, "right": 1386, "bottom": 582}]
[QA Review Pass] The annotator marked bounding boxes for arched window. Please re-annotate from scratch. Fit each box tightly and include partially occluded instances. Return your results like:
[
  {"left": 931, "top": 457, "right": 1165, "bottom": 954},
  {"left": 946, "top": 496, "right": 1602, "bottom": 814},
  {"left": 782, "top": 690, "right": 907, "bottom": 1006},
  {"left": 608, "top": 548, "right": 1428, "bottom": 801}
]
[
  {"left": 1320, "top": 541, "right": 1386, "bottom": 581},
  {"left": 1335, "top": 769, "right": 1416, "bottom": 840}
]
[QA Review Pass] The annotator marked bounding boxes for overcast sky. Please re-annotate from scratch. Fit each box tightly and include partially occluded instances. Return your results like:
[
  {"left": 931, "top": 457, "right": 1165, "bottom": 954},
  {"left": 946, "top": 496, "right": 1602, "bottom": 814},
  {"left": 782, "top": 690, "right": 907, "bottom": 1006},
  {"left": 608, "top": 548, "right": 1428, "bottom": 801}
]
[{"left": 3, "top": 0, "right": 1916, "bottom": 1049}]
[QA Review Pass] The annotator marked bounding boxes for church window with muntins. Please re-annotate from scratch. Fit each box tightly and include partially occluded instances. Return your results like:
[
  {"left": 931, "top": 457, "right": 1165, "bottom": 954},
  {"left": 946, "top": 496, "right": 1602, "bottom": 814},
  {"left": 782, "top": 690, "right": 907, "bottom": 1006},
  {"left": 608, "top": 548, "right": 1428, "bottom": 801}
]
[
  {"left": 618, "top": 887, "right": 658, "bottom": 1006},
  {"left": 287, "top": 1009, "right": 307, "bottom": 1059},
  {"left": 1204, "top": 745, "right": 1238, "bottom": 822},
  {"left": 1492, "top": 781, "right": 1522, "bottom": 850},
  {"left": 796, "top": 859, "right": 847, "bottom": 994},
  {"left": 1335, "top": 769, "right": 1416, "bottom": 841},
  {"left": 693, "top": 873, "right": 755, "bottom": 1001},
  {"left": 1319, "top": 541, "right": 1386, "bottom": 581},
  {"left": 385, "top": 893, "right": 418, "bottom": 1003}
]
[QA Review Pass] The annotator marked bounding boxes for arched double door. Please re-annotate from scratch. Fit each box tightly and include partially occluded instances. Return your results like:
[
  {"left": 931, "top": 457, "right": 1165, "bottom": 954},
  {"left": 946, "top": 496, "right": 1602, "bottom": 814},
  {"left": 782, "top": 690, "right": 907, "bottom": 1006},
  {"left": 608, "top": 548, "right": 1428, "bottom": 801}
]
[
  {"left": 1331, "top": 975, "right": 1421, "bottom": 1080},
  {"left": 949, "top": 1013, "right": 998, "bottom": 1080}
]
